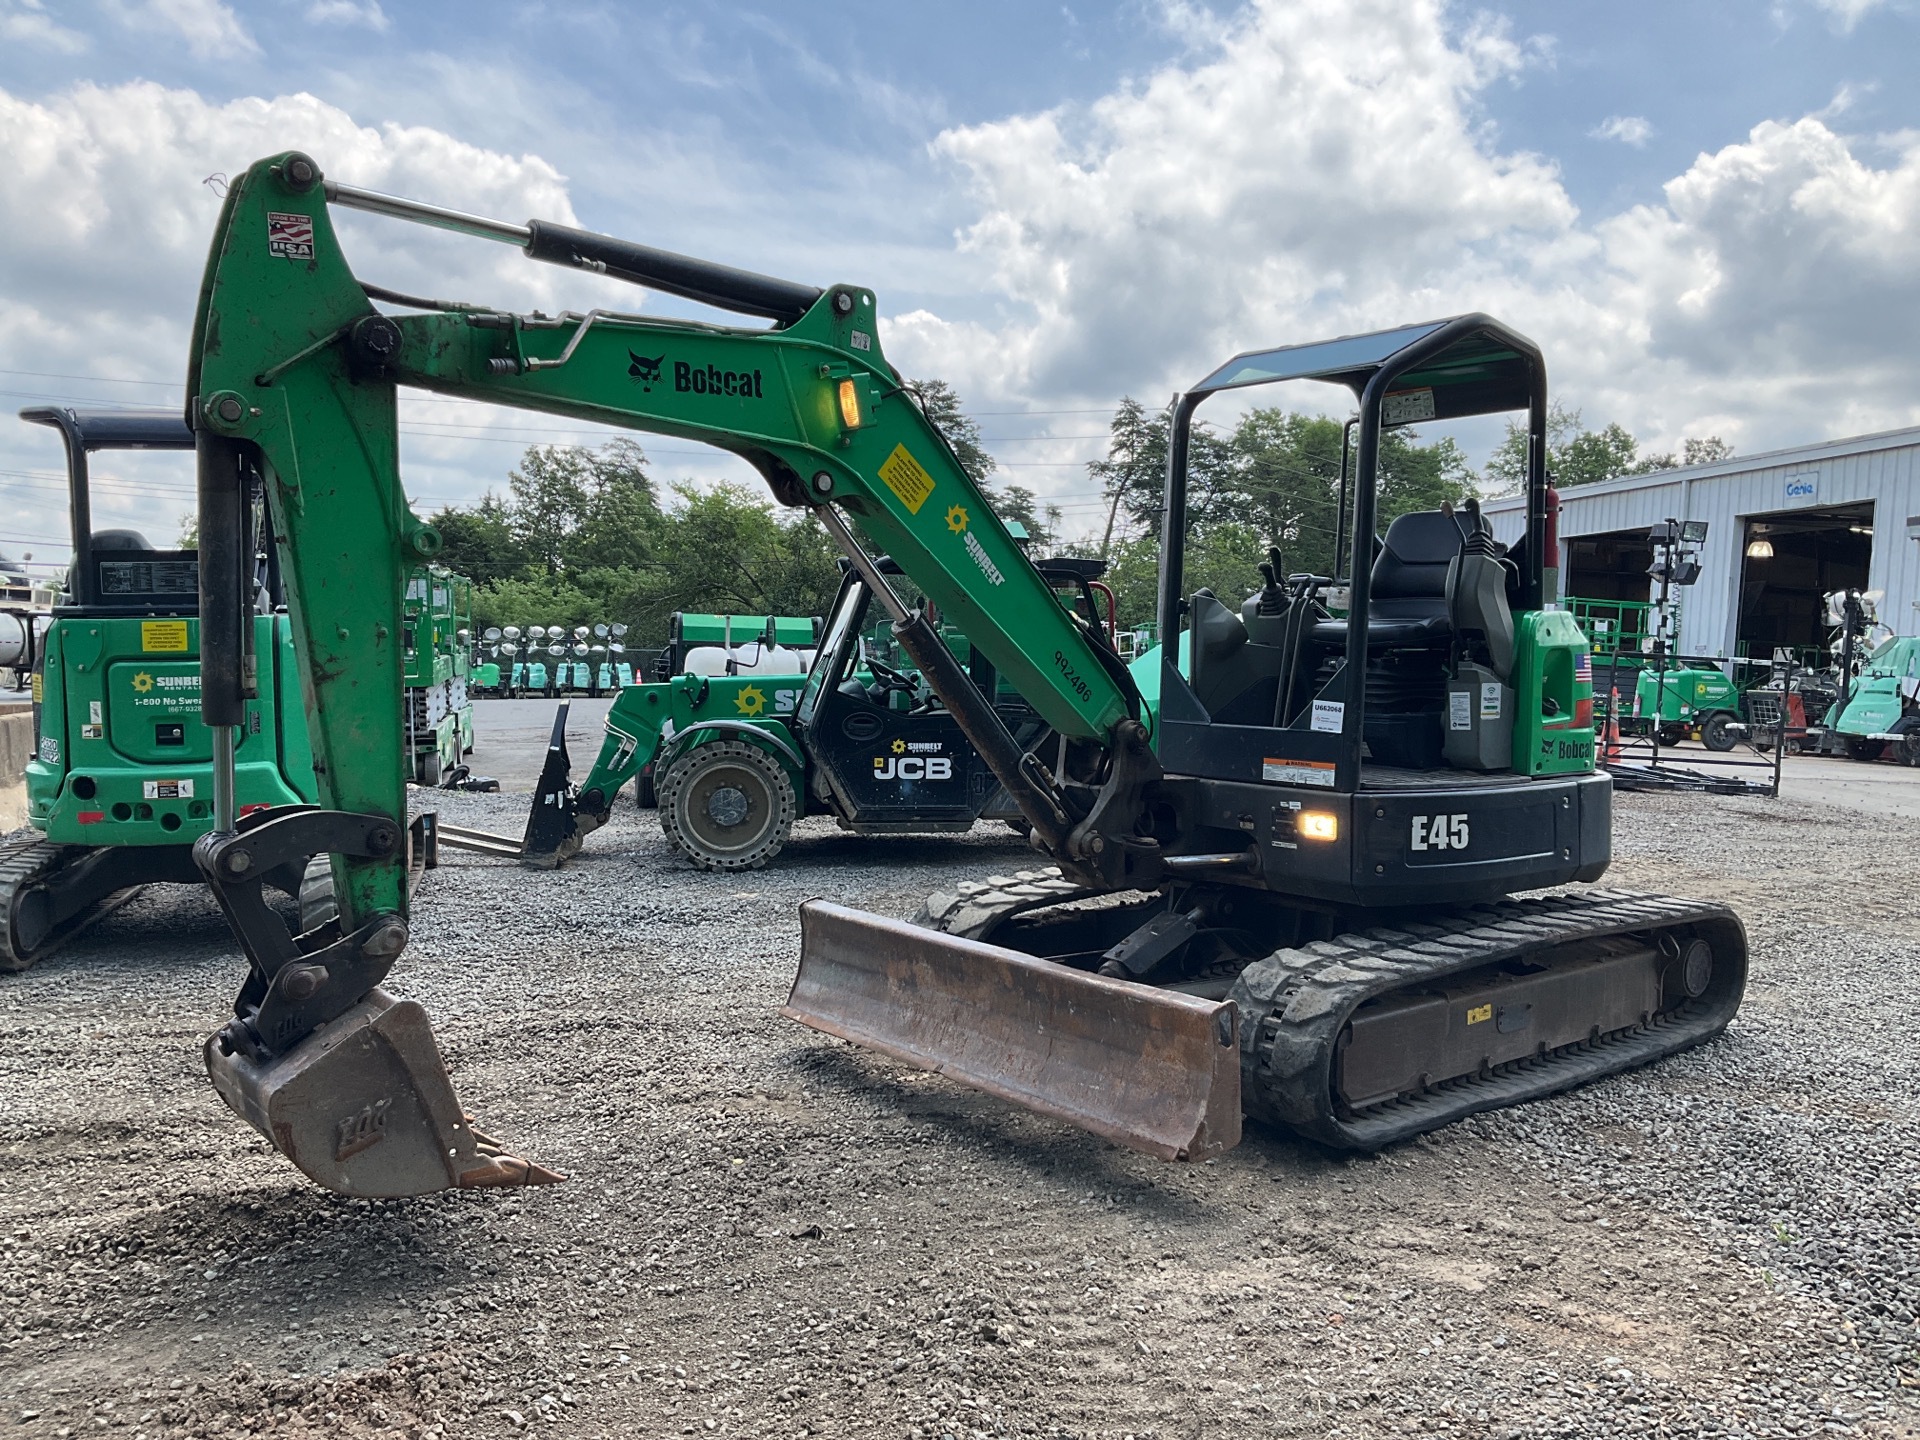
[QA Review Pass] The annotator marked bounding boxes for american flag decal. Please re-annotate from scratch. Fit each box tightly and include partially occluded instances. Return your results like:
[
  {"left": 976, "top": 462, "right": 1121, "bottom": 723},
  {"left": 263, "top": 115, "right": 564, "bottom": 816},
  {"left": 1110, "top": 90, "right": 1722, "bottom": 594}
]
[
  {"left": 1575, "top": 652, "right": 1593, "bottom": 681},
  {"left": 267, "top": 211, "right": 315, "bottom": 259}
]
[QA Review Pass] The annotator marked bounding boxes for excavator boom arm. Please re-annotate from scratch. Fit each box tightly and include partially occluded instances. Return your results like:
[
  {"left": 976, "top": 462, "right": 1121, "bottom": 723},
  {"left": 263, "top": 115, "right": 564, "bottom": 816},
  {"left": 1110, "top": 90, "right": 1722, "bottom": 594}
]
[
  {"left": 190, "top": 155, "right": 1134, "bottom": 790},
  {"left": 184, "top": 152, "right": 1170, "bottom": 1195}
]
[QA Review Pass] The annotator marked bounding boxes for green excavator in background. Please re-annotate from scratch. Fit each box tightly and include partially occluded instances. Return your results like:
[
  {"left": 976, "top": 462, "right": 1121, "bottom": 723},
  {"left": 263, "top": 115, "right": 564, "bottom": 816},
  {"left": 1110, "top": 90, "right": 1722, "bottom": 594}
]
[
  {"left": 4, "top": 406, "right": 328, "bottom": 970},
  {"left": 173, "top": 152, "right": 1746, "bottom": 1195}
]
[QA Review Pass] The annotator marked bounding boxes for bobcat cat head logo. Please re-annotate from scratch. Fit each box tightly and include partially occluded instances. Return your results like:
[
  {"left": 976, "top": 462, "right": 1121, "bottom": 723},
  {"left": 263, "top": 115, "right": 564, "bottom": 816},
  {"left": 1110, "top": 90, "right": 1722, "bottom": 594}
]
[{"left": 628, "top": 351, "right": 665, "bottom": 391}]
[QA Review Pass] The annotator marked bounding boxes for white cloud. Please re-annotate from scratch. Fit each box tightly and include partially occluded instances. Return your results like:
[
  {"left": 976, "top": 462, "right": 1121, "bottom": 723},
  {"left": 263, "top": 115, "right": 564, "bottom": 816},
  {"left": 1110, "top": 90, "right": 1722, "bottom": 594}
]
[
  {"left": 1809, "top": 0, "right": 1892, "bottom": 29},
  {"left": 1591, "top": 114, "right": 1654, "bottom": 147},
  {"left": 0, "top": 0, "right": 88, "bottom": 52},
  {"left": 878, "top": 0, "right": 1920, "bottom": 487},
  {"left": 108, "top": 0, "right": 259, "bottom": 60},
  {"left": 0, "top": 81, "right": 654, "bottom": 556},
  {"left": 305, "top": 0, "right": 389, "bottom": 32},
  {"left": 898, "top": 0, "right": 1570, "bottom": 409}
]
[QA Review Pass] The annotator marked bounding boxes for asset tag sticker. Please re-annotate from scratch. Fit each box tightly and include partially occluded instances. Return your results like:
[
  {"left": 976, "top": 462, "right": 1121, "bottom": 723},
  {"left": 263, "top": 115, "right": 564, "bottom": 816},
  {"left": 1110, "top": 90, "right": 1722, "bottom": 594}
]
[
  {"left": 140, "top": 620, "right": 189, "bottom": 653},
  {"left": 1261, "top": 757, "right": 1336, "bottom": 788},
  {"left": 267, "top": 211, "right": 315, "bottom": 259},
  {"left": 1311, "top": 699, "right": 1345, "bottom": 734},
  {"left": 877, "top": 444, "right": 937, "bottom": 514},
  {"left": 1480, "top": 682, "right": 1503, "bottom": 719},
  {"left": 1382, "top": 387, "right": 1436, "bottom": 426},
  {"left": 850, "top": 330, "right": 873, "bottom": 352},
  {"left": 143, "top": 779, "right": 194, "bottom": 800},
  {"left": 1449, "top": 692, "right": 1472, "bottom": 731}
]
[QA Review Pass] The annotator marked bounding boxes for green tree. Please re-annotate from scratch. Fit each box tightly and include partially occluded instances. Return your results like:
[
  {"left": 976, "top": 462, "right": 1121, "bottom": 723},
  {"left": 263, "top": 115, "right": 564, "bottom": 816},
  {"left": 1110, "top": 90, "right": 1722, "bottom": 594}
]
[
  {"left": 1632, "top": 435, "right": 1736, "bottom": 472},
  {"left": 1090, "top": 398, "right": 1167, "bottom": 558},
  {"left": 470, "top": 573, "right": 600, "bottom": 634},
  {"left": 1223, "top": 410, "right": 1346, "bottom": 577},
  {"left": 428, "top": 493, "right": 524, "bottom": 587},
  {"left": 1482, "top": 404, "right": 1725, "bottom": 492},
  {"left": 1378, "top": 430, "right": 1475, "bottom": 524},
  {"left": 991, "top": 483, "right": 1062, "bottom": 555},
  {"left": 505, "top": 439, "right": 659, "bottom": 575},
  {"left": 910, "top": 378, "right": 997, "bottom": 488}
]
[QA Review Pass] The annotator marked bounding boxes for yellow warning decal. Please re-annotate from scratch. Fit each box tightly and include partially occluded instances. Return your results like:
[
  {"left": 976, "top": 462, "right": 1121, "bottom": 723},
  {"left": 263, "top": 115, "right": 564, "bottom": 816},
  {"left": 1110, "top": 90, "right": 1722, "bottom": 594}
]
[
  {"left": 1466, "top": 1003, "right": 1493, "bottom": 1025},
  {"left": 878, "top": 444, "right": 936, "bottom": 515},
  {"left": 141, "top": 620, "right": 189, "bottom": 653},
  {"left": 31, "top": 672, "right": 43, "bottom": 704}
]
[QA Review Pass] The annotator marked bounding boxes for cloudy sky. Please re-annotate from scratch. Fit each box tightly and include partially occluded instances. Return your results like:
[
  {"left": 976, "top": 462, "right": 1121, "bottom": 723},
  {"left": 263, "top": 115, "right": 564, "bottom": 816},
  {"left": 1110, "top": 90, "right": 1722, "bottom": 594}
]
[{"left": 3, "top": 0, "right": 1919, "bottom": 564}]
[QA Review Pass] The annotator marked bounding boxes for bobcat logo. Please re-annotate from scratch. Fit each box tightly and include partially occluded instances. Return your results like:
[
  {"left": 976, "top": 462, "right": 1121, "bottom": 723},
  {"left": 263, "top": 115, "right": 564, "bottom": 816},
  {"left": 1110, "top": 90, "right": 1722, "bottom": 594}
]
[{"left": 628, "top": 351, "right": 665, "bottom": 391}]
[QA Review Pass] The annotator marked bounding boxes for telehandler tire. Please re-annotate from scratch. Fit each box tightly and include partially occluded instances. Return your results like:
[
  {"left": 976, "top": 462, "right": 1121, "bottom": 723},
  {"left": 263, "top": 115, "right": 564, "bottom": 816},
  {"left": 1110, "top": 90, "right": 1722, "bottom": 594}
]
[{"left": 658, "top": 740, "right": 796, "bottom": 871}]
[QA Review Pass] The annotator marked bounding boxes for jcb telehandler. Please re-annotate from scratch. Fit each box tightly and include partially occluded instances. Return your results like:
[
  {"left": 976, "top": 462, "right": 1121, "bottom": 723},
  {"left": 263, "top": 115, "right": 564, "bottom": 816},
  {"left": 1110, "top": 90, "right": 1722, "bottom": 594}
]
[
  {"left": 173, "top": 153, "right": 1745, "bottom": 1195},
  {"left": 533, "top": 556, "right": 1102, "bottom": 870}
]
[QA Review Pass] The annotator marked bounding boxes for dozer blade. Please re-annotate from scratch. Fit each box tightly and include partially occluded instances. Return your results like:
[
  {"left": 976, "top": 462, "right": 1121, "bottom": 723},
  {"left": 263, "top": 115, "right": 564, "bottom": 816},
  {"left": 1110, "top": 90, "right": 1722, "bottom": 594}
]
[
  {"left": 520, "top": 701, "right": 583, "bottom": 869},
  {"left": 205, "top": 988, "right": 563, "bottom": 1196},
  {"left": 785, "top": 901, "right": 1241, "bottom": 1161}
]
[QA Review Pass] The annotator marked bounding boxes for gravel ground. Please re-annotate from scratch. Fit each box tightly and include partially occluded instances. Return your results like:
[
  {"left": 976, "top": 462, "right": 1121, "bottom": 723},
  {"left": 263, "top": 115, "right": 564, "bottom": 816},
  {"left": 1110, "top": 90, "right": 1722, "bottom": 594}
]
[{"left": 3, "top": 786, "right": 1919, "bottom": 1440}]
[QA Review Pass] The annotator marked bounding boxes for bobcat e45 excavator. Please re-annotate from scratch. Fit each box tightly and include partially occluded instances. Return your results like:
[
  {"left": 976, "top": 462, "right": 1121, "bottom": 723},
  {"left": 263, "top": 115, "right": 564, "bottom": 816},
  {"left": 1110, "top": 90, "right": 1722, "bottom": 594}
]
[{"left": 181, "top": 152, "right": 1746, "bottom": 1195}]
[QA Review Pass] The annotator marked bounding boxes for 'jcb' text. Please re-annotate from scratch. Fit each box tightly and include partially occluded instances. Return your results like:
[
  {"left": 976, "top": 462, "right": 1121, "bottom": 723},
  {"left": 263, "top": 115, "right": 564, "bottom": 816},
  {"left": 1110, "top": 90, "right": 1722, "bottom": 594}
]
[{"left": 874, "top": 756, "right": 953, "bottom": 781}]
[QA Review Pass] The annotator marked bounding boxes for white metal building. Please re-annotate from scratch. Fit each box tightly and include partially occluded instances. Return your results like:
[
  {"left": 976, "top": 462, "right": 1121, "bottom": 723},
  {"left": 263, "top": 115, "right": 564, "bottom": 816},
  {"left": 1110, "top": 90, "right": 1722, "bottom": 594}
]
[{"left": 1482, "top": 425, "right": 1920, "bottom": 664}]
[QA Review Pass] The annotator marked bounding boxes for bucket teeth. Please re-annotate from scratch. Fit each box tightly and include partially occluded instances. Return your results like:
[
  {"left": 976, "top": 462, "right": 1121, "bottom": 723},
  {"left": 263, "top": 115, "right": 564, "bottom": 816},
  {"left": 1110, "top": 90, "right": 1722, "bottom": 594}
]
[{"left": 458, "top": 1116, "right": 566, "bottom": 1188}]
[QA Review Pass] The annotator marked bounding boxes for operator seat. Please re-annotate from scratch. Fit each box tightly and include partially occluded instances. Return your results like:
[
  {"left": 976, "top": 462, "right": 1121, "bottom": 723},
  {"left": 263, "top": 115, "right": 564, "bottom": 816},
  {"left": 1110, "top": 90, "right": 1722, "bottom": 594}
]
[
  {"left": 1310, "top": 510, "right": 1466, "bottom": 651},
  {"left": 92, "top": 528, "right": 153, "bottom": 551}
]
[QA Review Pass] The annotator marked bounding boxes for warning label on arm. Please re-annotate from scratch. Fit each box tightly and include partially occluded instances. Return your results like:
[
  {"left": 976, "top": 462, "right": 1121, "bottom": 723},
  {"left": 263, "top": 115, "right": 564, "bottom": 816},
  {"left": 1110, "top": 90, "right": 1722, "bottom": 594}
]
[{"left": 877, "top": 445, "right": 936, "bottom": 515}]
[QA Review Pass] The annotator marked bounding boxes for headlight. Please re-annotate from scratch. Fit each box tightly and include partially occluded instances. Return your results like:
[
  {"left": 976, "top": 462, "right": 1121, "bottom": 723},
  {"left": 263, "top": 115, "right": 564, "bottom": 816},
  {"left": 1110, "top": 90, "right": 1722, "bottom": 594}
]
[{"left": 1297, "top": 811, "right": 1338, "bottom": 842}]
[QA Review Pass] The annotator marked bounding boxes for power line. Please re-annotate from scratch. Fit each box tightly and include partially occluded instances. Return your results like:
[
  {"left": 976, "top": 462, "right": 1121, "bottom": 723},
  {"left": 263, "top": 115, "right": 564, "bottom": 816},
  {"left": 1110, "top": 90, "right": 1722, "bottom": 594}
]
[{"left": 0, "top": 368, "right": 179, "bottom": 388}]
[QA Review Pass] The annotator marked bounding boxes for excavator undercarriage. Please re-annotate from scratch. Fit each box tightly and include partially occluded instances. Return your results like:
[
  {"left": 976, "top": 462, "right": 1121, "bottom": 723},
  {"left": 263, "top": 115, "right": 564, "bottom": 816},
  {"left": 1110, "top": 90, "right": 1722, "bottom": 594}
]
[{"left": 789, "top": 872, "right": 1743, "bottom": 1158}]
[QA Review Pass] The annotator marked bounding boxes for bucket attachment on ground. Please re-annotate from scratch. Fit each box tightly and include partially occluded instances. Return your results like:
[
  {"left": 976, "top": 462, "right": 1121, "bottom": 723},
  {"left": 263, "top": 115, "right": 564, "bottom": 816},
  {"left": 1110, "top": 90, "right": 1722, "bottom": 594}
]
[
  {"left": 205, "top": 987, "right": 563, "bottom": 1196},
  {"left": 520, "top": 701, "right": 584, "bottom": 869},
  {"left": 784, "top": 901, "right": 1241, "bottom": 1161}
]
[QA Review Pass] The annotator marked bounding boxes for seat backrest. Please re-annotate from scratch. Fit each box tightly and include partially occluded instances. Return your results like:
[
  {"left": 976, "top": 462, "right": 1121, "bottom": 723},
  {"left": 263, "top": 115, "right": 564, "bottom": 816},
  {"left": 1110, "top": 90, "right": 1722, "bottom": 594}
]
[
  {"left": 1446, "top": 550, "right": 1517, "bottom": 678},
  {"left": 1370, "top": 510, "right": 1465, "bottom": 604}
]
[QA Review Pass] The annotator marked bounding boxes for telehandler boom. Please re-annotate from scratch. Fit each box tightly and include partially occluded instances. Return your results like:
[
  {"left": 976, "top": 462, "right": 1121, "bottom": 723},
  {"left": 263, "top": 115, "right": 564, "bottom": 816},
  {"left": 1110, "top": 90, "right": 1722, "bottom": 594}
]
[{"left": 182, "top": 152, "right": 1745, "bottom": 1194}]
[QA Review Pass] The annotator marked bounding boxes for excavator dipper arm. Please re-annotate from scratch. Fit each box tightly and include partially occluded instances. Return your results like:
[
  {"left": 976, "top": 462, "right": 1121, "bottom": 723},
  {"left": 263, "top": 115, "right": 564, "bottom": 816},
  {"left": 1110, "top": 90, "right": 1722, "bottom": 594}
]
[{"left": 187, "top": 152, "right": 1201, "bottom": 1191}]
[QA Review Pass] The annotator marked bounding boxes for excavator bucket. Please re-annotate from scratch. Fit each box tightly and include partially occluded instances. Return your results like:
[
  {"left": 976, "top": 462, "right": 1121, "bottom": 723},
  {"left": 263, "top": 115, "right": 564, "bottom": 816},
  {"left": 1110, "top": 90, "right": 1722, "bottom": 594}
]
[
  {"left": 784, "top": 902, "right": 1241, "bottom": 1161},
  {"left": 520, "top": 702, "right": 583, "bottom": 869},
  {"left": 205, "top": 988, "right": 563, "bottom": 1196}
]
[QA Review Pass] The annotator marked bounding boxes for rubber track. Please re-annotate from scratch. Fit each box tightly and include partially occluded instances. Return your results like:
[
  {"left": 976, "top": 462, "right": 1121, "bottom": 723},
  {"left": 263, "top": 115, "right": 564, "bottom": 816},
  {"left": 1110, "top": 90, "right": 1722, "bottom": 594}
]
[
  {"left": 1231, "top": 888, "right": 1748, "bottom": 1151},
  {"left": 0, "top": 836, "right": 139, "bottom": 973},
  {"left": 916, "top": 873, "right": 1748, "bottom": 1154},
  {"left": 915, "top": 868, "right": 1095, "bottom": 936}
]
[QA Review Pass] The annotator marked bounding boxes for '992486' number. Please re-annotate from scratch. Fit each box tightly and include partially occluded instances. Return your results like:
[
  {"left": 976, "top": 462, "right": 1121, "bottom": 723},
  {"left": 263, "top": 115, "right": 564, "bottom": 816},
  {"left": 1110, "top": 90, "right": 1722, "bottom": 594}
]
[{"left": 1053, "top": 649, "right": 1092, "bottom": 701}]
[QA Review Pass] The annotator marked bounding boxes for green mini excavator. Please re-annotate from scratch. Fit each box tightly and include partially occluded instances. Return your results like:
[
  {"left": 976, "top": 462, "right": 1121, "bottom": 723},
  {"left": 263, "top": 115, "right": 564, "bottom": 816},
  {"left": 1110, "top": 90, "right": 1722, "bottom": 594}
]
[
  {"left": 176, "top": 153, "right": 1746, "bottom": 1195},
  {"left": 4, "top": 406, "right": 326, "bottom": 970}
]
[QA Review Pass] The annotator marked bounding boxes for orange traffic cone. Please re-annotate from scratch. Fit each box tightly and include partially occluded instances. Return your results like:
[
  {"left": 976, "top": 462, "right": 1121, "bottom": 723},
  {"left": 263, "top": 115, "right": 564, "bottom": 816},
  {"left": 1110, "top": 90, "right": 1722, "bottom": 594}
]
[{"left": 1603, "top": 689, "right": 1624, "bottom": 765}]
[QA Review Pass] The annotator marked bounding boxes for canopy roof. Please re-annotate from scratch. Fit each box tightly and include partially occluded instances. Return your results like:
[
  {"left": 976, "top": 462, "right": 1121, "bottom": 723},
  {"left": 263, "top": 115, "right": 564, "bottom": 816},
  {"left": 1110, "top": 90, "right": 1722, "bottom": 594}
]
[{"left": 1190, "top": 314, "right": 1539, "bottom": 425}]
